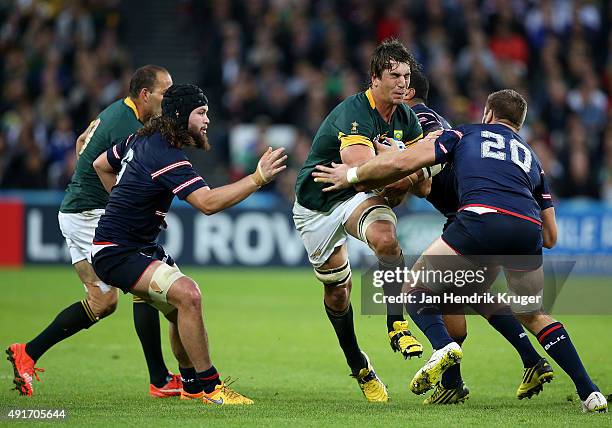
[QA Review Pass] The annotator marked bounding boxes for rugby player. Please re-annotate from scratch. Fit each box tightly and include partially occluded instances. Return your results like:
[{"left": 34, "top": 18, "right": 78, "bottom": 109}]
[
  {"left": 403, "top": 71, "right": 554, "bottom": 405},
  {"left": 313, "top": 89, "right": 607, "bottom": 413},
  {"left": 91, "top": 84, "right": 286, "bottom": 405},
  {"left": 6, "top": 65, "right": 180, "bottom": 398},
  {"left": 293, "top": 39, "right": 429, "bottom": 402}
]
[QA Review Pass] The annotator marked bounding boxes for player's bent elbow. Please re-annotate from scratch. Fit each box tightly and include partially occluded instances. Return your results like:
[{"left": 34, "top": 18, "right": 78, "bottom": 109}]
[
  {"left": 198, "top": 203, "right": 218, "bottom": 216},
  {"left": 543, "top": 232, "right": 557, "bottom": 249}
]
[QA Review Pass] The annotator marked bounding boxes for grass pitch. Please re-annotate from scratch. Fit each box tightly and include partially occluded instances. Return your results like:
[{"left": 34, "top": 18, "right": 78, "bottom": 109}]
[{"left": 0, "top": 266, "right": 610, "bottom": 426}]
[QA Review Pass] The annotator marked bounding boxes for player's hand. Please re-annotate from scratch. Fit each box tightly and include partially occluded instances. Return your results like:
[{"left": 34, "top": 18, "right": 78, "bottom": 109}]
[
  {"left": 379, "top": 176, "right": 413, "bottom": 207},
  {"left": 375, "top": 137, "right": 404, "bottom": 154},
  {"left": 422, "top": 129, "right": 444, "bottom": 143},
  {"left": 312, "top": 162, "right": 351, "bottom": 192},
  {"left": 252, "top": 147, "right": 287, "bottom": 186}
]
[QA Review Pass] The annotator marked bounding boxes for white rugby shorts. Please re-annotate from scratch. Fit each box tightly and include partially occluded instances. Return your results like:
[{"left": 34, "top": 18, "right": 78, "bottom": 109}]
[
  {"left": 293, "top": 192, "right": 377, "bottom": 268},
  {"left": 58, "top": 209, "right": 105, "bottom": 264}
]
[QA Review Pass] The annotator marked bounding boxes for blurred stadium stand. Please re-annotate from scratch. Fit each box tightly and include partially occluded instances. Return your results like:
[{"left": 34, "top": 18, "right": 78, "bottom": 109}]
[
  {"left": 1, "top": 0, "right": 611, "bottom": 204},
  {"left": 0, "top": 0, "right": 612, "bottom": 200}
]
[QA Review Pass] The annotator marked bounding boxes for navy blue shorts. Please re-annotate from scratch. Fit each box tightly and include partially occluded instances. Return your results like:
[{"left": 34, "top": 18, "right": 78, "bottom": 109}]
[
  {"left": 441, "top": 210, "right": 543, "bottom": 271},
  {"left": 92, "top": 243, "right": 175, "bottom": 293}
]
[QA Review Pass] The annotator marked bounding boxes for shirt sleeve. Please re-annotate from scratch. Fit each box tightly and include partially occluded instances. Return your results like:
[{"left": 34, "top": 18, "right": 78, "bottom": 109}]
[
  {"left": 151, "top": 151, "right": 209, "bottom": 200},
  {"left": 534, "top": 169, "right": 554, "bottom": 210},
  {"left": 417, "top": 111, "right": 444, "bottom": 136},
  {"left": 434, "top": 129, "right": 463, "bottom": 163},
  {"left": 334, "top": 103, "right": 375, "bottom": 150},
  {"left": 105, "top": 134, "right": 136, "bottom": 171}
]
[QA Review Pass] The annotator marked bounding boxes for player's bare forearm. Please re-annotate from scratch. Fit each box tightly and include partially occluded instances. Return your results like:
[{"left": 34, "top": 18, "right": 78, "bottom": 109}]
[
  {"left": 93, "top": 152, "right": 117, "bottom": 193},
  {"left": 541, "top": 207, "right": 557, "bottom": 248},
  {"left": 358, "top": 142, "right": 436, "bottom": 186},
  {"left": 186, "top": 177, "right": 260, "bottom": 215},
  {"left": 187, "top": 146, "right": 287, "bottom": 215}
]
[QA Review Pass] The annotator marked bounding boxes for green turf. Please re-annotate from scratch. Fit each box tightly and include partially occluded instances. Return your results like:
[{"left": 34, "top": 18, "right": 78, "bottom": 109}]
[{"left": 0, "top": 266, "right": 610, "bottom": 426}]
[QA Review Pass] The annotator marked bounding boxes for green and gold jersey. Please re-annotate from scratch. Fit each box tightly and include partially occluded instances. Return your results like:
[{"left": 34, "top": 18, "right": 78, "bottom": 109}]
[
  {"left": 295, "top": 89, "right": 423, "bottom": 212},
  {"left": 60, "top": 98, "right": 142, "bottom": 213}
]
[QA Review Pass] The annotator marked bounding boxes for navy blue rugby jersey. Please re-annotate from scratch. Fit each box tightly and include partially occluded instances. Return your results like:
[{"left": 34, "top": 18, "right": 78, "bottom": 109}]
[
  {"left": 411, "top": 103, "right": 457, "bottom": 218},
  {"left": 94, "top": 132, "right": 208, "bottom": 247},
  {"left": 434, "top": 123, "right": 553, "bottom": 224}
]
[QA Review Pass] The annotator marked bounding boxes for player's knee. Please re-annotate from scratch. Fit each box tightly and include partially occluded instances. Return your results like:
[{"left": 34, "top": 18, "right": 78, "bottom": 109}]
[
  {"left": 85, "top": 281, "right": 118, "bottom": 319},
  {"left": 358, "top": 205, "right": 397, "bottom": 248},
  {"left": 172, "top": 278, "right": 202, "bottom": 311},
  {"left": 370, "top": 233, "right": 401, "bottom": 259}
]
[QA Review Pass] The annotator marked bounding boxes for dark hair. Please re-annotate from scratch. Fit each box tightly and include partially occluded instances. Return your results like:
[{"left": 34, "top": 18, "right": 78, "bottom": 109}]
[
  {"left": 128, "top": 65, "right": 169, "bottom": 98},
  {"left": 137, "top": 115, "right": 196, "bottom": 149},
  {"left": 370, "top": 38, "right": 416, "bottom": 83},
  {"left": 409, "top": 67, "right": 429, "bottom": 102},
  {"left": 486, "top": 89, "right": 527, "bottom": 129}
]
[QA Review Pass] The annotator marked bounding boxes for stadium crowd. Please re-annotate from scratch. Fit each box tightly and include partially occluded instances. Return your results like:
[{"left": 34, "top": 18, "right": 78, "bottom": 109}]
[{"left": 1, "top": 0, "right": 611, "bottom": 203}]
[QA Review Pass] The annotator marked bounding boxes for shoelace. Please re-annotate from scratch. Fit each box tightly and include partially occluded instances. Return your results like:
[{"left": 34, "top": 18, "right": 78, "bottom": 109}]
[
  {"left": 31, "top": 367, "right": 45, "bottom": 382},
  {"left": 219, "top": 377, "right": 244, "bottom": 399}
]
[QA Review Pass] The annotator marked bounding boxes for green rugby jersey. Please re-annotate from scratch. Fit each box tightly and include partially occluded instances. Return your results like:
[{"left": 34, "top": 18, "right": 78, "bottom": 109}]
[
  {"left": 295, "top": 89, "right": 423, "bottom": 212},
  {"left": 60, "top": 98, "right": 142, "bottom": 213}
]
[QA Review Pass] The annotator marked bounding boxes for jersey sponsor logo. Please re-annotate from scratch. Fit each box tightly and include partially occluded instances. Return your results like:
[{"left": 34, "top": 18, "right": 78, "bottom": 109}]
[
  {"left": 393, "top": 130, "right": 403, "bottom": 140},
  {"left": 351, "top": 121, "right": 359, "bottom": 134}
]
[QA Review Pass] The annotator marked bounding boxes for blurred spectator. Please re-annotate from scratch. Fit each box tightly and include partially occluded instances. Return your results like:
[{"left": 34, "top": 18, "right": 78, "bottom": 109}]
[{"left": 1, "top": 0, "right": 611, "bottom": 205}]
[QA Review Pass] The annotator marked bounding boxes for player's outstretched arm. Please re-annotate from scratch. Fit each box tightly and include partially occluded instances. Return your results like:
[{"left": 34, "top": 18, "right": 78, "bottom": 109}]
[
  {"left": 186, "top": 147, "right": 287, "bottom": 215},
  {"left": 313, "top": 130, "right": 442, "bottom": 192},
  {"left": 541, "top": 207, "right": 557, "bottom": 249},
  {"left": 93, "top": 152, "right": 118, "bottom": 193}
]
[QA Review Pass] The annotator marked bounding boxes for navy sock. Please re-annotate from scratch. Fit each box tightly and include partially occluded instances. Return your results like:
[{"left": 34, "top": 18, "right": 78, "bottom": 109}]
[
  {"left": 197, "top": 365, "right": 221, "bottom": 394},
  {"left": 133, "top": 301, "right": 169, "bottom": 387},
  {"left": 379, "top": 253, "right": 406, "bottom": 332},
  {"left": 441, "top": 335, "right": 466, "bottom": 388},
  {"left": 26, "top": 300, "right": 97, "bottom": 361},
  {"left": 488, "top": 309, "right": 541, "bottom": 368},
  {"left": 536, "top": 322, "right": 598, "bottom": 400},
  {"left": 325, "top": 302, "right": 367, "bottom": 374},
  {"left": 404, "top": 289, "right": 453, "bottom": 349},
  {"left": 179, "top": 366, "right": 201, "bottom": 394}
]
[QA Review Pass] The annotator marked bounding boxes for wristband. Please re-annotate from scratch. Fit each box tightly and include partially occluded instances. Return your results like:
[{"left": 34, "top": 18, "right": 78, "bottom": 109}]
[
  {"left": 421, "top": 163, "right": 443, "bottom": 179},
  {"left": 251, "top": 162, "right": 268, "bottom": 187},
  {"left": 347, "top": 167, "right": 360, "bottom": 184}
]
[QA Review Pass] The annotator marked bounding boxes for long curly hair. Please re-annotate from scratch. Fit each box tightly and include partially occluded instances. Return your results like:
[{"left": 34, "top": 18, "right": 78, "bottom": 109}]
[{"left": 136, "top": 115, "right": 196, "bottom": 149}]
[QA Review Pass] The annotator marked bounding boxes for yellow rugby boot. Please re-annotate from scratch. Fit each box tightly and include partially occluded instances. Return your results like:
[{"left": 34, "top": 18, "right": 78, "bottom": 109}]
[
  {"left": 516, "top": 358, "right": 554, "bottom": 399},
  {"left": 352, "top": 352, "right": 388, "bottom": 402},
  {"left": 410, "top": 342, "right": 462, "bottom": 395},
  {"left": 423, "top": 382, "right": 470, "bottom": 405},
  {"left": 202, "top": 380, "right": 254, "bottom": 405},
  {"left": 388, "top": 321, "right": 424, "bottom": 359}
]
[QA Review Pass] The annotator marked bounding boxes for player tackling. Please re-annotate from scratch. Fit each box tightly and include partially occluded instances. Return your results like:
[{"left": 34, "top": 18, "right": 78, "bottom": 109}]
[{"left": 313, "top": 89, "right": 607, "bottom": 413}]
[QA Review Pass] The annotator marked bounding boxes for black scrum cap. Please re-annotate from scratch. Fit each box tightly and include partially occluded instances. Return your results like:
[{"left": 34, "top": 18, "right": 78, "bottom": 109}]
[{"left": 161, "top": 84, "right": 208, "bottom": 129}]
